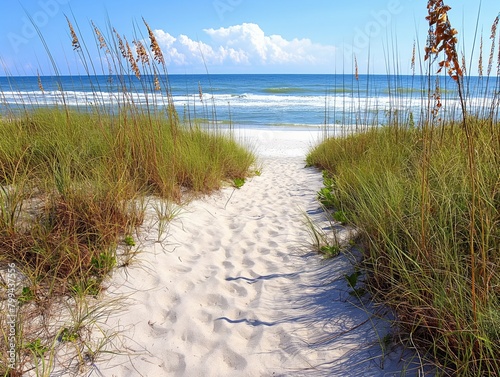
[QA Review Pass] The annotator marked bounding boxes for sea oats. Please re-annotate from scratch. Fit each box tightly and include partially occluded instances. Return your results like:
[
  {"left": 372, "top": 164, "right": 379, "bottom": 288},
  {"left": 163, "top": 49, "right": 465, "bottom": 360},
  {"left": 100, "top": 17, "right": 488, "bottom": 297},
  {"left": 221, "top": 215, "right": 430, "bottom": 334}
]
[
  {"left": 154, "top": 75, "right": 161, "bottom": 91},
  {"left": 354, "top": 56, "right": 359, "bottom": 81},
  {"left": 425, "top": 0, "right": 462, "bottom": 81},
  {"left": 489, "top": 15, "right": 499, "bottom": 76},
  {"left": 198, "top": 82, "right": 203, "bottom": 102},
  {"left": 134, "top": 40, "right": 149, "bottom": 65},
  {"left": 431, "top": 77, "right": 442, "bottom": 121},
  {"left": 461, "top": 52, "right": 467, "bottom": 76},
  {"left": 126, "top": 39, "right": 141, "bottom": 79},
  {"left": 66, "top": 17, "right": 80, "bottom": 51},
  {"left": 37, "top": 71, "right": 44, "bottom": 93},
  {"left": 93, "top": 22, "right": 110, "bottom": 54},
  {"left": 113, "top": 29, "right": 127, "bottom": 59},
  {"left": 478, "top": 35, "right": 483, "bottom": 77},
  {"left": 143, "top": 18, "right": 164, "bottom": 65},
  {"left": 411, "top": 41, "right": 416, "bottom": 74}
]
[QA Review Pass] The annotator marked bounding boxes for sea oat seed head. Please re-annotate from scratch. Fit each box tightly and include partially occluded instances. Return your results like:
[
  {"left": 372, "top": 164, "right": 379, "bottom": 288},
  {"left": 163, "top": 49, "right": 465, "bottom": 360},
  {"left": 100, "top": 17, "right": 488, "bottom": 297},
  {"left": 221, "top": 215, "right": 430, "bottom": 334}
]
[
  {"left": 198, "top": 82, "right": 203, "bottom": 102},
  {"left": 154, "top": 75, "right": 161, "bottom": 91},
  {"left": 93, "top": 22, "right": 110, "bottom": 54},
  {"left": 354, "top": 55, "right": 359, "bottom": 81},
  {"left": 425, "top": 0, "right": 462, "bottom": 81},
  {"left": 66, "top": 16, "right": 80, "bottom": 51},
  {"left": 125, "top": 39, "right": 141, "bottom": 79},
  {"left": 478, "top": 34, "right": 484, "bottom": 77},
  {"left": 411, "top": 41, "right": 416, "bottom": 73},
  {"left": 143, "top": 18, "right": 165, "bottom": 65},
  {"left": 37, "top": 71, "right": 44, "bottom": 93},
  {"left": 134, "top": 40, "right": 149, "bottom": 65},
  {"left": 114, "top": 29, "right": 127, "bottom": 59}
]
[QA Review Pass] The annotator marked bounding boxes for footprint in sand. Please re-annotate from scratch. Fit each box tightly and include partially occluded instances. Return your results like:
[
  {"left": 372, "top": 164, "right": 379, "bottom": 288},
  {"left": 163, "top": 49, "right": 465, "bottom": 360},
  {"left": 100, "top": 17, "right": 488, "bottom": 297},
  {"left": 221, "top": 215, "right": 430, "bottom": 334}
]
[
  {"left": 163, "top": 309, "right": 178, "bottom": 324},
  {"left": 246, "top": 326, "right": 264, "bottom": 349},
  {"left": 268, "top": 240, "right": 279, "bottom": 248},
  {"left": 198, "top": 310, "right": 213, "bottom": 325},
  {"left": 242, "top": 257, "right": 255, "bottom": 268},
  {"left": 163, "top": 351, "right": 186, "bottom": 374},
  {"left": 227, "top": 282, "right": 248, "bottom": 297},
  {"left": 205, "top": 294, "right": 229, "bottom": 310},
  {"left": 221, "top": 347, "right": 247, "bottom": 370}
]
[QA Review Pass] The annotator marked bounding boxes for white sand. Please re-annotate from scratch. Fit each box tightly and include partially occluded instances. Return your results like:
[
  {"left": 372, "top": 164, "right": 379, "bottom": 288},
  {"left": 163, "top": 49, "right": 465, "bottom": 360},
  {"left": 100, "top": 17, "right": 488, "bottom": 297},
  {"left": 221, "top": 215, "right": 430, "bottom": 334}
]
[{"left": 83, "top": 128, "right": 426, "bottom": 376}]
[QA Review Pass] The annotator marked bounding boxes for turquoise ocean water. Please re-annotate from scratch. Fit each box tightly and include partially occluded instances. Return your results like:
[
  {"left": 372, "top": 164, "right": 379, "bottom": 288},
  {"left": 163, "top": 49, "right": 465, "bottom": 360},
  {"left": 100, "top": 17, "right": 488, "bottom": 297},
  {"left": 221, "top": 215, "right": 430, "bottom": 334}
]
[{"left": 0, "top": 74, "right": 498, "bottom": 128}]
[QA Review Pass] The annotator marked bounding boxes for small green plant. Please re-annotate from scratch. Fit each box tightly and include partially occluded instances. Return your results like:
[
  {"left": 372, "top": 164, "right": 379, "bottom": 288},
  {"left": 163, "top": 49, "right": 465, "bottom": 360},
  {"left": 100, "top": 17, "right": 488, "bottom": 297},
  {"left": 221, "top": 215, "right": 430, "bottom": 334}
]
[
  {"left": 322, "top": 170, "right": 334, "bottom": 187},
  {"left": 58, "top": 327, "right": 79, "bottom": 343},
  {"left": 24, "top": 338, "right": 48, "bottom": 358},
  {"left": 333, "top": 210, "right": 348, "bottom": 224},
  {"left": 71, "top": 278, "right": 101, "bottom": 297},
  {"left": 123, "top": 235, "right": 135, "bottom": 246},
  {"left": 320, "top": 244, "right": 341, "bottom": 258},
  {"left": 233, "top": 178, "right": 245, "bottom": 189},
  {"left": 317, "top": 171, "right": 338, "bottom": 207},
  {"left": 91, "top": 252, "right": 116, "bottom": 274},
  {"left": 317, "top": 187, "right": 336, "bottom": 207},
  {"left": 345, "top": 270, "right": 361, "bottom": 289},
  {"left": 345, "top": 270, "right": 366, "bottom": 297},
  {"left": 381, "top": 333, "right": 393, "bottom": 351},
  {"left": 18, "top": 287, "right": 35, "bottom": 304}
]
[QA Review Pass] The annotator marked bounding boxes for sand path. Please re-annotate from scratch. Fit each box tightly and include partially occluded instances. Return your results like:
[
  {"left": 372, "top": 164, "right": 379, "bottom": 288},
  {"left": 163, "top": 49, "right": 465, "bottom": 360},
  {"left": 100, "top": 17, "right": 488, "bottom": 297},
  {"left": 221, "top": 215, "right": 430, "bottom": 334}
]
[{"left": 89, "top": 130, "right": 422, "bottom": 377}]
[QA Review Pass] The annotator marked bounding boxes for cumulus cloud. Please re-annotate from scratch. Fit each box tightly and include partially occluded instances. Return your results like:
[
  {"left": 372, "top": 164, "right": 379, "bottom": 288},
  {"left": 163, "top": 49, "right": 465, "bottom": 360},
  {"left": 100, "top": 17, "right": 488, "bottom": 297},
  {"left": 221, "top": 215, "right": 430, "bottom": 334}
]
[{"left": 152, "top": 23, "right": 335, "bottom": 71}]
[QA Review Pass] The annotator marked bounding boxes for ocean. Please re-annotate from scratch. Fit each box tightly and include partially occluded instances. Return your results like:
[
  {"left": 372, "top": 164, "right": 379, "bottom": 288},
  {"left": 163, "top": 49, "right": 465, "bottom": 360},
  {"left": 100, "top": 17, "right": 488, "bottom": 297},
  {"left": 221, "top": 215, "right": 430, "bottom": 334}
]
[{"left": 0, "top": 74, "right": 498, "bottom": 128}]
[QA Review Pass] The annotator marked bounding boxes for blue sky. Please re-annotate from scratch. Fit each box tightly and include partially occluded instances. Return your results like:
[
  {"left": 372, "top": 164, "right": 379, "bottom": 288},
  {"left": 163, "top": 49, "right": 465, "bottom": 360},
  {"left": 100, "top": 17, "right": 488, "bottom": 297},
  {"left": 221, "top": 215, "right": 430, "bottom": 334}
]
[{"left": 0, "top": 0, "right": 498, "bottom": 75}]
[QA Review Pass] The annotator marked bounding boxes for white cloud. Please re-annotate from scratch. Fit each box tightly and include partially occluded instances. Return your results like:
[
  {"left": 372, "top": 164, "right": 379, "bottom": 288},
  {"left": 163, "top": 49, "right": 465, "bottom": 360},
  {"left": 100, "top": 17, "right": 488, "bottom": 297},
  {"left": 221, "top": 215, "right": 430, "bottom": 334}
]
[
  {"left": 154, "top": 30, "right": 185, "bottom": 65},
  {"left": 153, "top": 23, "right": 336, "bottom": 71}
]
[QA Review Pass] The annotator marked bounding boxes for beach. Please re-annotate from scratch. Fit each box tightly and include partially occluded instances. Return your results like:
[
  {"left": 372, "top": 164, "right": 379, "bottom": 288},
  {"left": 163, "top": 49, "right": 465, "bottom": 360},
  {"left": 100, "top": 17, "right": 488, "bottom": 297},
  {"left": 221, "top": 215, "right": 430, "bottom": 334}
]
[
  {"left": 73, "top": 128, "right": 425, "bottom": 377},
  {"left": 1, "top": 1, "right": 498, "bottom": 372}
]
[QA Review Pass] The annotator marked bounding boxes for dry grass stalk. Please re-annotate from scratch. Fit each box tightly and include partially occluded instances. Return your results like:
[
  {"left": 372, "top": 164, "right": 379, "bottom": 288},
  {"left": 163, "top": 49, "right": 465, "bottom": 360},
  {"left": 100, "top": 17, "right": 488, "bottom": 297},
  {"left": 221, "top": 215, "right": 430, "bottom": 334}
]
[
  {"left": 143, "top": 18, "right": 164, "bottom": 65},
  {"left": 125, "top": 39, "right": 141, "bottom": 79},
  {"left": 37, "top": 71, "right": 44, "bottom": 93},
  {"left": 113, "top": 29, "right": 127, "bottom": 60},
  {"left": 461, "top": 52, "right": 467, "bottom": 76},
  {"left": 198, "top": 82, "right": 204, "bottom": 102},
  {"left": 498, "top": 27, "right": 500, "bottom": 75},
  {"left": 154, "top": 75, "right": 161, "bottom": 91},
  {"left": 478, "top": 34, "right": 484, "bottom": 77},
  {"left": 134, "top": 40, "right": 149, "bottom": 65},
  {"left": 431, "top": 77, "right": 442, "bottom": 121},
  {"left": 66, "top": 17, "right": 80, "bottom": 51},
  {"left": 489, "top": 14, "right": 499, "bottom": 76},
  {"left": 411, "top": 41, "right": 416, "bottom": 74},
  {"left": 354, "top": 56, "right": 359, "bottom": 81},
  {"left": 424, "top": 0, "right": 462, "bottom": 80},
  {"left": 93, "top": 22, "right": 110, "bottom": 54}
]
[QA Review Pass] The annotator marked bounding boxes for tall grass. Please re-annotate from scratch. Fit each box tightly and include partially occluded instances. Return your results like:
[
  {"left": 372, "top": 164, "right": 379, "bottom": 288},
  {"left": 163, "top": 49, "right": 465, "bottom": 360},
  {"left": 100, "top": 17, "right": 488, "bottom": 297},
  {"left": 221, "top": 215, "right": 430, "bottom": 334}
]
[
  {"left": 307, "top": 2, "right": 499, "bottom": 375},
  {"left": 0, "top": 18, "right": 255, "bottom": 376}
]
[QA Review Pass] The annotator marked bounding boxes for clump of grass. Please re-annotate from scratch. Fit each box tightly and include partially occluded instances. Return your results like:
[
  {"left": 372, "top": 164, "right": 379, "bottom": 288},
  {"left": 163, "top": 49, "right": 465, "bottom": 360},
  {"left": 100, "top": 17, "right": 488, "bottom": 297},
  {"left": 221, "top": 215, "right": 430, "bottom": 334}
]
[
  {"left": 308, "top": 117, "right": 500, "bottom": 375},
  {"left": 0, "top": 17, "right": 255, "bottom": 376},
  {"left": 308, "top": 110, "right": 499, "bottom": 376},
  {"left": 307, "top": 3, "right": 500, "bottom": 375}
]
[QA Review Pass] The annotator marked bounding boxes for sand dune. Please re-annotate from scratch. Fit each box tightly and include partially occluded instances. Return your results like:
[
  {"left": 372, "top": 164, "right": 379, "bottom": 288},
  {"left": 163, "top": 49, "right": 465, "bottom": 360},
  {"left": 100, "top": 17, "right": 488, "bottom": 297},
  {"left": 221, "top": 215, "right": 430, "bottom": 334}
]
[{"left": 84, "top": 129, "right": 426, "bottom": 376}]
